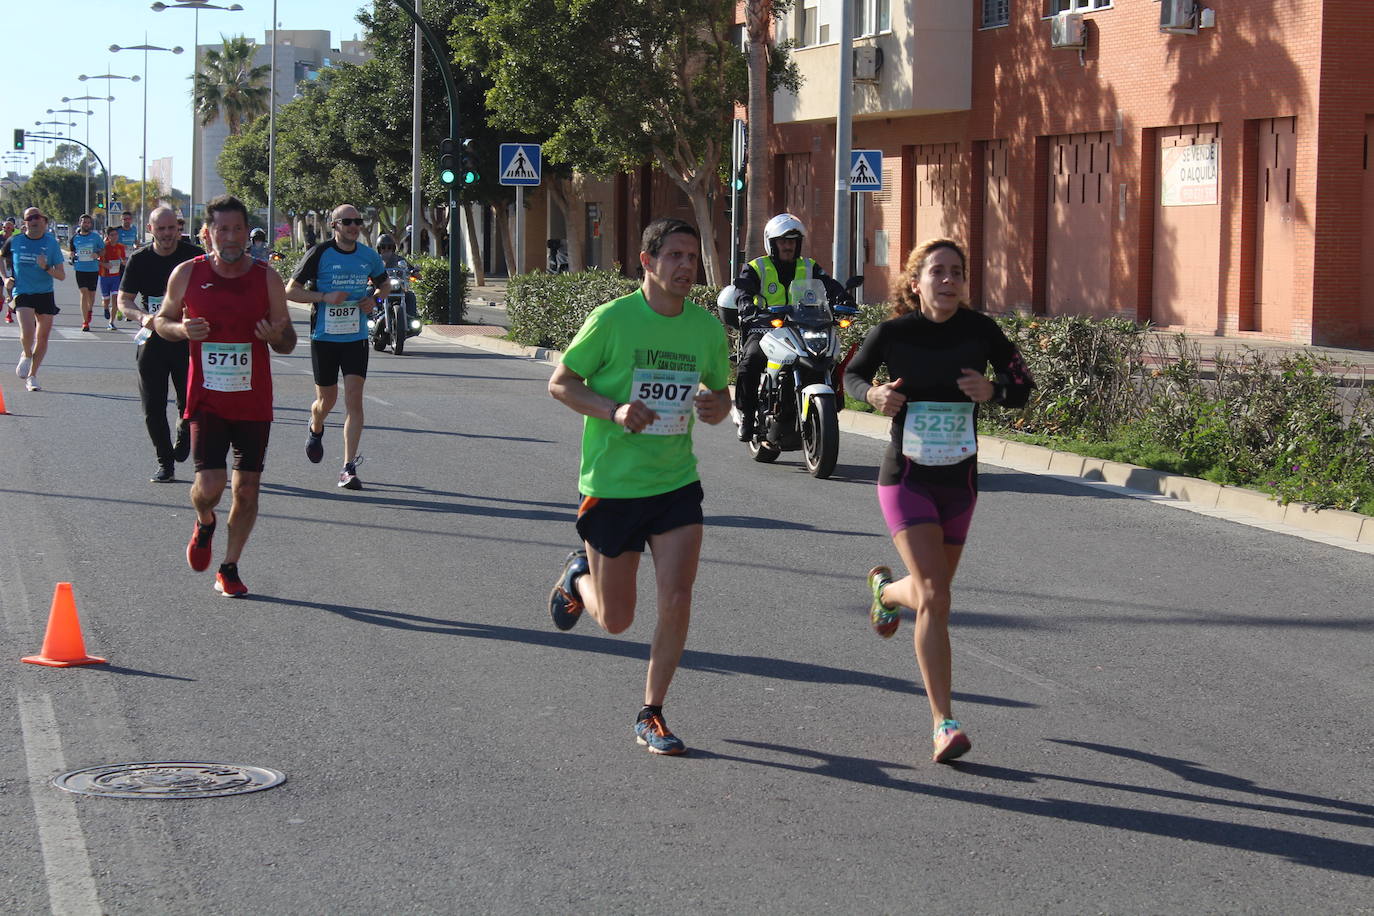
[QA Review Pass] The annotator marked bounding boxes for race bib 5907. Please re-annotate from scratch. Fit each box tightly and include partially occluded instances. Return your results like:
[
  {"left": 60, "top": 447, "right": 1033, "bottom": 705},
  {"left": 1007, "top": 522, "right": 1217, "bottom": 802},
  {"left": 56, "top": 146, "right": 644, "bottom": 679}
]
[{"left": 630, "top": 368, "right": 699, "bottom": 436}]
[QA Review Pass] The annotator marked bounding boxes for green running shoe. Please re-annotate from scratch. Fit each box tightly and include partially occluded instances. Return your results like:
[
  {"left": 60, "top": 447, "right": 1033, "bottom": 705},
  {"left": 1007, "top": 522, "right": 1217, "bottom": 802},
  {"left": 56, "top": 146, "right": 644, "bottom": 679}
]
[{"left": 868, "top": 566, "right": 899, "bottom": 638}]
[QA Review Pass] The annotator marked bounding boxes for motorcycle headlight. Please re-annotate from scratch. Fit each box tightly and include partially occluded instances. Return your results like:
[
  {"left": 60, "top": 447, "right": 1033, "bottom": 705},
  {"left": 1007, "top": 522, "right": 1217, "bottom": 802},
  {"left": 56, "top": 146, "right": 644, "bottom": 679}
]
[
  {"left": 410, "top": 320, "right": 421, "bottom": 330},
  {"left": 390, "top": 278, "right": 403, "bottom": 290},
  {"left": 367, "top": 319, "right": 376, "bottom": 330}
]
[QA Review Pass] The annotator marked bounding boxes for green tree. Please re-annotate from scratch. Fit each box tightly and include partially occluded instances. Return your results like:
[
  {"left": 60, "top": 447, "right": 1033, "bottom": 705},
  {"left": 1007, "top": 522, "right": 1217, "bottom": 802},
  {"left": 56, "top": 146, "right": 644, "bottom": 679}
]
[
  {"left": 194, "top": 35, "right": 271, "bottom": 135},
  {"left": 461, "top": 0, "right": 750, "bottom": 284},
  {"left": 17, "top": 165, "right": 88, "bottom": 223}
]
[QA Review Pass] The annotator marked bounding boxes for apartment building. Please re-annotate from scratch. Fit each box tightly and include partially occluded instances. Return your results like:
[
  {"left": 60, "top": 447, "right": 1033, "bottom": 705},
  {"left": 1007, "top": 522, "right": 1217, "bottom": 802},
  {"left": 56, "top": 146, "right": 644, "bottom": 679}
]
[{"left": 765, "top": 0, "right": 1374, "bottom": 348}]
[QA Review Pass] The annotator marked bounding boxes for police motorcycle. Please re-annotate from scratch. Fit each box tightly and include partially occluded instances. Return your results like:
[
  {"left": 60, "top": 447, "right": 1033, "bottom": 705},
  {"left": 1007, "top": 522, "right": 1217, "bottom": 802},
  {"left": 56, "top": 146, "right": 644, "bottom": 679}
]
[
  {"left": 722, "top": 274, "right": 862, "bottom": 479},
  {"left": 368, "top": 260, "right": 423, "bottom": 355}
]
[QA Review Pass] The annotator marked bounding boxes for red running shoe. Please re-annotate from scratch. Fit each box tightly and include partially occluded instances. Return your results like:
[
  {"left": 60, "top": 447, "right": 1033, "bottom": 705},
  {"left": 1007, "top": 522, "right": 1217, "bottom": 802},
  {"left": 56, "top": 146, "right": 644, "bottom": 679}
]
[
  {"left": 186, "top": 513, "right": 216, "bottom": 572},
  {"left": 214, "top": 563, "right": 248, "bottom": 597}
]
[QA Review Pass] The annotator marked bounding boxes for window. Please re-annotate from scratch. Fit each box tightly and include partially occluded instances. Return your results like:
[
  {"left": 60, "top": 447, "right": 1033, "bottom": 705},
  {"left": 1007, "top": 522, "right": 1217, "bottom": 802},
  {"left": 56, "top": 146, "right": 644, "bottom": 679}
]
[
  {"left": 795, "top": 3, "right": 818, "bottom": 47},
  {"left": 1049, "top": 0, "right": 1111, "bottom": 12},
  {"left": 982, "top": 0, "right": 1010, "bottom": 27},
  {"left": 854, "top": 0, "right": 891, "bottom": 38}
]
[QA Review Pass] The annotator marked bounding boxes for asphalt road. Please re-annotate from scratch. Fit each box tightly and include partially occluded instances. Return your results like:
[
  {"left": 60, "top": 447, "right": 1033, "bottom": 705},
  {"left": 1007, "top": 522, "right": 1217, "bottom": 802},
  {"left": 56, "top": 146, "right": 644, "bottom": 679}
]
[{"left": 1, "top": 277, "right": 1371, "bottom": 914}]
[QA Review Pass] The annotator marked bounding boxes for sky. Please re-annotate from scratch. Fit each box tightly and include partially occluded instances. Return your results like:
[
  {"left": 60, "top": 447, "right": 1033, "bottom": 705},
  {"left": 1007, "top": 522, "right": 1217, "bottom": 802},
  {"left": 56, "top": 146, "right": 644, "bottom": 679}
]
[{"left": 2, "top": 0, "right": 373, "bottom": 194}]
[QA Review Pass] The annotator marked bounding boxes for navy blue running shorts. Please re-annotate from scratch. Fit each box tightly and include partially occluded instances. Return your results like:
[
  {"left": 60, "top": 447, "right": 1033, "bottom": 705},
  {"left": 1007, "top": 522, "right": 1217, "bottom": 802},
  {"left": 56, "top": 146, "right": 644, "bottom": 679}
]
[{"left": 575, "top": 481, "right": 705, "bottom": 558}]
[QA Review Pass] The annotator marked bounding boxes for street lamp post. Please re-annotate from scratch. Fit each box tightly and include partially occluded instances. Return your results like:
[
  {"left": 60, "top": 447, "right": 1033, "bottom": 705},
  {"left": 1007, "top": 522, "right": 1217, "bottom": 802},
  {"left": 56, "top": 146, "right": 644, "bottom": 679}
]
[
  {"left": 111, "top": 39, "right": 184, "bottom": 240},
  {"left": 268, "top": 0, "right": 277, "bottom": 243},
  {"left": 48, "top": 107, "right": 96, "bottom": 212},
  {"left": 33, "top": 120, "right": 77, "bottom": 161},
  {"left": 63, "top": 95, "right": 115, "bottom": 221},
  {"left": 152, "top": 0, "right": 244, "bottom": 228},
  {"left": 78, "top": 72, "right": 140, "bottom": 221}
]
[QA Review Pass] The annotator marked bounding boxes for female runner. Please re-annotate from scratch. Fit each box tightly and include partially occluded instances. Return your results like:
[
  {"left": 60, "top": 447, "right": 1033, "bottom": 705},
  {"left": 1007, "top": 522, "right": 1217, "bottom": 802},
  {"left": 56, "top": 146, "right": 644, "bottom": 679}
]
[{"left": 844, "top": 238, "right": 1034, "bottom": 763}]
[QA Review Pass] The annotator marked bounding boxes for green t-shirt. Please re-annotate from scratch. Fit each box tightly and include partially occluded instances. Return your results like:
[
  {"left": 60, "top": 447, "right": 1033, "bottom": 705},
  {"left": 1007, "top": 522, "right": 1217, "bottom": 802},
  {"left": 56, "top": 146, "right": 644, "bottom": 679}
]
[{"left": 561, "top": 289, "right": 731, "bottom": 498}]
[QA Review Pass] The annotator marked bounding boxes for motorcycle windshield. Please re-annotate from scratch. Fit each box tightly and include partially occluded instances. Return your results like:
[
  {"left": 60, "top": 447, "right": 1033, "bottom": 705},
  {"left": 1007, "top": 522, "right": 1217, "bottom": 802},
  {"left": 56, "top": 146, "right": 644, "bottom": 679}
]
[{"left": 788, "top": 278, "right": 832, "bottom": 326}]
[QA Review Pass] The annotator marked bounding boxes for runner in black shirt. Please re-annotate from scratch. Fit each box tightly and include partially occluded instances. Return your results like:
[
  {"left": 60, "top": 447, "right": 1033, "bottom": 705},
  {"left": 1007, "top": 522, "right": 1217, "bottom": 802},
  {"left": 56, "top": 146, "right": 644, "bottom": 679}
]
[
  {"left": 119, "top": 206, "right": 204, "bottom": 482},
  {"left": 844, "top": 237, "right": 1034, "bottom": 763}
]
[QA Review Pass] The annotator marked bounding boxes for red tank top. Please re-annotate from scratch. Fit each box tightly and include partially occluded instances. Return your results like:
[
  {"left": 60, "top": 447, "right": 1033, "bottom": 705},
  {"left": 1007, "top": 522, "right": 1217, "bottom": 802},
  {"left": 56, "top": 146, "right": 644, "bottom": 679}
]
[{"left": 183, "top": 257, "right": 275, "bottom": 421}]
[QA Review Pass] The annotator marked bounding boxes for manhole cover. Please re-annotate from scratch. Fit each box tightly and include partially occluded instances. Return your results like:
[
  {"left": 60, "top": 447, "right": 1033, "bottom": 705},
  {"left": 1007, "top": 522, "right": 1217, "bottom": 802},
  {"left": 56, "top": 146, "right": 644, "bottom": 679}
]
[{"left": 53, "top": 762, "right": 286, "bottom": 799}]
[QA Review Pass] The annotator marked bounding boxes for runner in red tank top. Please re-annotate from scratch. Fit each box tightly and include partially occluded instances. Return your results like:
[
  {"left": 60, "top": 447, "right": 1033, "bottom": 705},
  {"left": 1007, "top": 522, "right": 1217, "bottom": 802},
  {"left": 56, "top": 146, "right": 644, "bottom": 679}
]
[{"left": 153, "top": 195, "right": 297, "bottom": 597}]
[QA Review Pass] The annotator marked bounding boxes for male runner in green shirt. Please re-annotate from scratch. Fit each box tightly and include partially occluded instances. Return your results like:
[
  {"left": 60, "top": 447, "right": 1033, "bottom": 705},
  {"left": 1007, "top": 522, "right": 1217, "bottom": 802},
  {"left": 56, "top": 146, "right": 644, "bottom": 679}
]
[{"left": 547, "top": 217, "right": 732, "bottom": 755}]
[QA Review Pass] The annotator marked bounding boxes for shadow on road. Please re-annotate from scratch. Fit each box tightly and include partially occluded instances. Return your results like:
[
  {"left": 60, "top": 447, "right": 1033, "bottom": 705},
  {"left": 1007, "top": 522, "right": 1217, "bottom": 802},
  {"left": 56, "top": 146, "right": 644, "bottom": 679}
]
[
  {"left": 74, "top": 663, "right": 196, "bottom": 682},
  {"left": 249, "top": 595, "right": 1035, "bottom": 708},
  {"left": 259, "top": 482, "right": 577, "bottom": 523},
  {"left": 706, "top": 738, "right": 1374, "bottom": 877}
]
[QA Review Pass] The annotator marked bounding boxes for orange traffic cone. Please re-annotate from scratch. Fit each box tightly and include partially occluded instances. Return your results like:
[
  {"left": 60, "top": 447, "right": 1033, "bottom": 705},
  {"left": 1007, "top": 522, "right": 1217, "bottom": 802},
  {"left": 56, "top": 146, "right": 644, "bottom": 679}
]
[
  {"left": 0, "top": 383, "right": 8, "bottom": 415},
  {"left": 22, "top": 583, "right": 107, "bottom": 667}
]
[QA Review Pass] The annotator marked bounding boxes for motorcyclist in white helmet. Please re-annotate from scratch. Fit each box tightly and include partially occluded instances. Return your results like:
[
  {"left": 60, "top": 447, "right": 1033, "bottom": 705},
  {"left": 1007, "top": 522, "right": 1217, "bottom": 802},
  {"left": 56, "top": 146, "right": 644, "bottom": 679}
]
[
  {"left": 247, "top": 227, "right": 271, "bottom": 263},
  {"left": 717, "top": 213, "right": 850, "bottom": 441}
]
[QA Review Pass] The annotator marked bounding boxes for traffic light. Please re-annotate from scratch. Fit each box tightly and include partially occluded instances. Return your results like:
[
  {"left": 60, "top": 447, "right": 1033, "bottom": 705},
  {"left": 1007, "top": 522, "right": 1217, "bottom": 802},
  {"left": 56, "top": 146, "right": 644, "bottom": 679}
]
[
  {"left": 733, "top": 167, "right": 745, "bottom": 193},
  {"left": 12, "top": 129, "right": 23, "bottom": 151},
  {"left": 95, "top": 192, "right": 105, "bottom": 210},
  {"left": 460, "top": 138, "right": 479, "bottom": 185},
  {"left": 438, "top": 137, "right": 456, "bottom": 185}
]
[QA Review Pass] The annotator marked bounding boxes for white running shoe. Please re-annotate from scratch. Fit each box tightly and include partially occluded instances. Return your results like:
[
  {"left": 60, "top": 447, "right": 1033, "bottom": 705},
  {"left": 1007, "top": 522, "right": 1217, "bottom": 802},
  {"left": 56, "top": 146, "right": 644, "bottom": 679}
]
[
  {"left": 16, "top": 355, "right": 31, "bottom": 379},
  {"left": 25, "top": 375, "right": 40, "bottom": 392}
]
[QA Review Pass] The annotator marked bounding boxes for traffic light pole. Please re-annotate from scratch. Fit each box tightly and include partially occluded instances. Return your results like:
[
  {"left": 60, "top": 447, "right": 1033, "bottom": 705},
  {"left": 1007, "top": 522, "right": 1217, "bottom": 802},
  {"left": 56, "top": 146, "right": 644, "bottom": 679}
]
[
  {"left": 389, "top": 0, "right": 464, "bottom": 322},
  {"left": 28, "top": 133, "right": 110, "bottom": 228}
]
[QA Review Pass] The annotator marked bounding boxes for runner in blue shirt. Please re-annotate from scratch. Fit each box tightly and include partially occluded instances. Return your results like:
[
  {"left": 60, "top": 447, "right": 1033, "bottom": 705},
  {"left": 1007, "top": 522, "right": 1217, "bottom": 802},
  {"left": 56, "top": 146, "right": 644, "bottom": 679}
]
[
  {"left": 285, "top": 203, "right": 388, "bottom": 490},
  {"left": 69, "top": 214, "right": 104, "bottom": 331},
  {"left": 116, "top": 210, "right": 139, "bottom": 249},
  {"left": 1, "top": 207, "right": 67, "bottom": 390}
]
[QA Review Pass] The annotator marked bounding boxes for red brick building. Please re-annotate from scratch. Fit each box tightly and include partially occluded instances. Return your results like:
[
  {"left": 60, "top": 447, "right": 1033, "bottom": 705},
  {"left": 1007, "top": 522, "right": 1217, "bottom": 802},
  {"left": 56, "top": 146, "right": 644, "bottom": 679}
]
[{"left": 758, "top": 0, "right": 1374, "bottom": 348}]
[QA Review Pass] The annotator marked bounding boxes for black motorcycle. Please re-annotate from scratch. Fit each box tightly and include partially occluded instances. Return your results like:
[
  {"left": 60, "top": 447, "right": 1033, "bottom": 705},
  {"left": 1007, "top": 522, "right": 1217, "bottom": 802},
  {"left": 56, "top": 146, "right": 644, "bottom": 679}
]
[{"left": 369, "top": 262, "right": 422, "bottom": 355}]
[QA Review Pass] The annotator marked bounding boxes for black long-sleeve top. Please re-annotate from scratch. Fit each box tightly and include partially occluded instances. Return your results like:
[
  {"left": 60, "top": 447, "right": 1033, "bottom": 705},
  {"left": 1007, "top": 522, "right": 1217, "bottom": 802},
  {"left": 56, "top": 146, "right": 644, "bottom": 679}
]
[{"left": 844, "top": 307, "right": 1035, "bottom": 485}]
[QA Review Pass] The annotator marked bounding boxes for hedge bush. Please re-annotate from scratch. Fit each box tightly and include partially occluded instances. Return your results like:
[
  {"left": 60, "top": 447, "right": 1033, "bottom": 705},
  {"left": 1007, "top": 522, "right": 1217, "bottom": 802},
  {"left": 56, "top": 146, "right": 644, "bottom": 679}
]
[
  {"left": 503, "top": 271, "right": 1374, "bottom": 514},
  {"left": 507, "top": 270, "right": 717, "bottom": 349}
]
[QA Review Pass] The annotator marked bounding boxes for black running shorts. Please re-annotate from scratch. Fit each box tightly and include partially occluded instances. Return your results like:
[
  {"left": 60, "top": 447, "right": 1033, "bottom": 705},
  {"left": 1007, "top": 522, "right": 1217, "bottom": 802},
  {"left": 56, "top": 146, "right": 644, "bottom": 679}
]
[
  {"left": 75, "top": 271, "right": 98, "bottom": 291},
  {"left": 575, "top": 481, "right": 704, "bottom": 558},
  {"left": 310, "top": 338, "right": 369, "bottom": 387},
  {"left": 14, "top": 292, "right": 59, "bottom": 316},
  {"left": 190, "top": 412, "right": 272, "bottom": 473}
]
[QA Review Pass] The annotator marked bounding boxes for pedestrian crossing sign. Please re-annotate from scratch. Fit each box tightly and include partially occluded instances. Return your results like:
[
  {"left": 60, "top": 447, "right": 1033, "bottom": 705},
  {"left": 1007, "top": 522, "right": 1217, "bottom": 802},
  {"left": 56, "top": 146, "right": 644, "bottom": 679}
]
[
  {"left": 499, "top": 143, "right": 541, "bottom": 187},
  {"left": 850, "top": 150, "right": 882, "bottom": 192}
]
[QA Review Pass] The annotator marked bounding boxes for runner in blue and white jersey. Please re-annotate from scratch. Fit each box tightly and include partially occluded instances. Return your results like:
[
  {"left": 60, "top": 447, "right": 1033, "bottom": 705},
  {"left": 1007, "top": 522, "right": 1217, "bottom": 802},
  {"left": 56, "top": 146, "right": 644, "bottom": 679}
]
[
  {"left": 1, "top": 207, "right": 67, "bottom": 390},
  {"left": 69, "top": 214, "right": 104, "bottom": 331},
  {"left": 285, "top": 203, "right": 388, "bottom": 490}
]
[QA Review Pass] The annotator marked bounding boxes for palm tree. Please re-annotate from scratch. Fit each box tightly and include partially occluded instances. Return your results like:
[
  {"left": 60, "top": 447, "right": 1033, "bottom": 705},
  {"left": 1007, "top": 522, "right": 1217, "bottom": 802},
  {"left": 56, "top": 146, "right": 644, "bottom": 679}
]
[
  {"left": 744, "top": 1, "right": 776, "bottom": 261},
  {"left": 193, "top": 35, "right": 271, "bottom": 135}
]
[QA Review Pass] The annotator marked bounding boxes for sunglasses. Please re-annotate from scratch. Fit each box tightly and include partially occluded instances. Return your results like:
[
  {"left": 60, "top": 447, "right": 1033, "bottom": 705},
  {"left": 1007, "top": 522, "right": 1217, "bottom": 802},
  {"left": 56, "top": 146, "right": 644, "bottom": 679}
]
[
  {"left": 25, "top": 215, "right": 46, "bottom": 221},
  {"left": 336, "top": 218, "right": 365, "bottom": 227}
]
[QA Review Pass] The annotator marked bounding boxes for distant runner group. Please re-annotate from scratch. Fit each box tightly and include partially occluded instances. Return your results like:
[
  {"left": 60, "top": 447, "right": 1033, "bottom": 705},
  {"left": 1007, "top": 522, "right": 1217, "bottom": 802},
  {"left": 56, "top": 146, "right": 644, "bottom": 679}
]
[{"left": 3, "top": 198, "right": 1037, "bottom": 765}]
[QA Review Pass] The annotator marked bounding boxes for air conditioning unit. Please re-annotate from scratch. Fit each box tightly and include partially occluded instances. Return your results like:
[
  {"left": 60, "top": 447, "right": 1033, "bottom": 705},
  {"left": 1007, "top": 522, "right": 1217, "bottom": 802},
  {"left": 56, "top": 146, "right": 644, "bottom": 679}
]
[
  {"left": 1050, "top": 11, "right": 1086, "bottom": 50},
  {"left": 853, "top": 45, "right": 884, "bottom": 82},
  {"left": 1160, "top": 0, "right": 1198, "bottom": 32}
]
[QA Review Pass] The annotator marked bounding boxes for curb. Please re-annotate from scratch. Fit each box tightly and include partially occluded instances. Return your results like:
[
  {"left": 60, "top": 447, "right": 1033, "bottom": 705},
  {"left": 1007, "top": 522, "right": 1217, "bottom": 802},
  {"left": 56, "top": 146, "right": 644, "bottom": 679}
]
[{"left": 433, "top": 331, "right": 1374, "bottom": 550}]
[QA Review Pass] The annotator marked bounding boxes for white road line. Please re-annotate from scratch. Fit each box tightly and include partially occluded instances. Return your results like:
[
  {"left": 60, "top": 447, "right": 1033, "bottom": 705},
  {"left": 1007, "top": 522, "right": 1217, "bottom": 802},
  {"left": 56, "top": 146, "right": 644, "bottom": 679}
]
[
  {"left": 365, "top": 394, "right": 392, "bottom": 406},
  {"left": 953, "top": 639, "right": 1071, "bottom": 694},
  {"left": 17, "top": 692, "right": 102, "bottom": 916}
]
